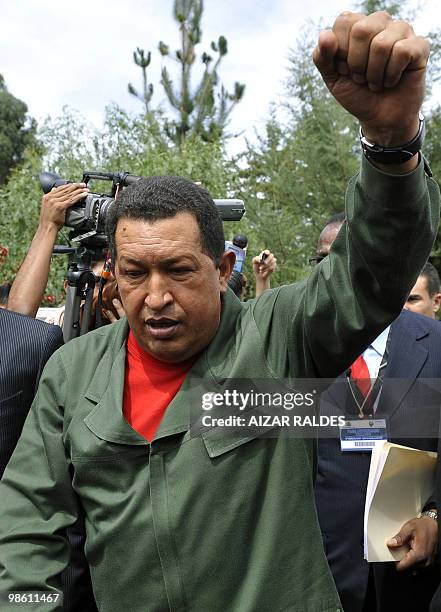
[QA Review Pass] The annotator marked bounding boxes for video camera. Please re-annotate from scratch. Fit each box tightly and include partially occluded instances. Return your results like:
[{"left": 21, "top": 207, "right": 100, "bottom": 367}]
[
  {"left": 39, "top": 170, "right": 246, "bottom": 342},
  {"left": 39, "top": 170, "right": 245, "bottom": 247}
]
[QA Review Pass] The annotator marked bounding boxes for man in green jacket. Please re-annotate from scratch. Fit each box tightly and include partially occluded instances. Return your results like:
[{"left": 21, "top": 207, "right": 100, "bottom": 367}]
[{"left": 0, "top": 11, "right": 439, "bottom": 612}]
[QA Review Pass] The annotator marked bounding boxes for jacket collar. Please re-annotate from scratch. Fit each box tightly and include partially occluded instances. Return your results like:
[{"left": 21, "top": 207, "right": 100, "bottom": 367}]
[{"left": 376, "top": 311, "right": 429, "bottom": 416}]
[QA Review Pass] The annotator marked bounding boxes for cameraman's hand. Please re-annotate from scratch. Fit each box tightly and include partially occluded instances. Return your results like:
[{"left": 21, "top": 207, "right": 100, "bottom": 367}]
[
  {"left": 39, "top": 183, "right": 89, "bottom": 232},
  {"left": 7, "top": 182, "right": 89, "bottom": 318}
]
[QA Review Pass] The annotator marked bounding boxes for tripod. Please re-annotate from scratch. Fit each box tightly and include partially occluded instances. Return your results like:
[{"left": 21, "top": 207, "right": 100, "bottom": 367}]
[{"left": 54, "top": 246, "right": 98, "bottom": 343}]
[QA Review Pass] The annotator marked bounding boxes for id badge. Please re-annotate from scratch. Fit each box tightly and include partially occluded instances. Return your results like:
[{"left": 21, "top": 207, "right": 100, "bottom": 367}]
[{"left": 339, "top": 418, "right": 388, "bottom": 452}]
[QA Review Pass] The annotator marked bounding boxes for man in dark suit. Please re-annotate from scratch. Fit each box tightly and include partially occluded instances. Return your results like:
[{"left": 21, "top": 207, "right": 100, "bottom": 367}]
[
  {"left": 0, "top": 308, "right": 63, "bottom": 476},
  {"left": 314, "top": 215, "right": 441, "bottom": 612},
  {"left": 0, "top": 308, "right": 97, "bottom": 611}
]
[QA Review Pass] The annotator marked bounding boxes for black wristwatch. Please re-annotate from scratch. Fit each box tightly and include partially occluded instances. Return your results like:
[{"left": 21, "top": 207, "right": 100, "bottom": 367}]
[{"left": 359, "top": 113, "right": 425, "bottom": 165}]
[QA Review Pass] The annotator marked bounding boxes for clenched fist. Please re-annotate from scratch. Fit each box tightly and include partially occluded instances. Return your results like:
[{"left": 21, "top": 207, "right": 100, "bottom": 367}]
[{"left": 313, "top": 11, "right": 429, "bottom": 151}]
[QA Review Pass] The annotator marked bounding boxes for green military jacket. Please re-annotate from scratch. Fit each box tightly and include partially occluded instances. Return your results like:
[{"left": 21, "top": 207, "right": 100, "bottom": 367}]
[{"left": 0, "top": 158, "right": 439, "bottom": 611}]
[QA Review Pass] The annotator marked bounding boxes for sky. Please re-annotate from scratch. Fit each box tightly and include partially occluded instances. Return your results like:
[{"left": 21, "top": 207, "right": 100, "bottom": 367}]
[{"left": 1, "top": 0, "right": 440, "bottom": 153}]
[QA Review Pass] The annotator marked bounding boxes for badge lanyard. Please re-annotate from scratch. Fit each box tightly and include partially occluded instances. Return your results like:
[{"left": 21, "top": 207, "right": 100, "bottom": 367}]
[{"left": 346, "top": 353, "right": 388, "bottom": 419}]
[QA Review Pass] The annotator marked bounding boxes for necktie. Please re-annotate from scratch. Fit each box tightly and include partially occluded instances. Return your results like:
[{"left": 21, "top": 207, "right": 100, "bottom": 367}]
[{"left": 350, "top": 354, "right": 371, "bottom": 399}]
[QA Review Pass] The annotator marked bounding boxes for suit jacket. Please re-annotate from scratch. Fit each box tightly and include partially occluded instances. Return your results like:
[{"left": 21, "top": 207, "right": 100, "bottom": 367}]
[
  {"left": 316, "top": 309, "right": 441, "bottom": 612},
  {"left": 0, "top": 308, "right": 63, "bottom": 476},
  {"left": 0, "top": 308, "right": 97, "bottom": 612}
]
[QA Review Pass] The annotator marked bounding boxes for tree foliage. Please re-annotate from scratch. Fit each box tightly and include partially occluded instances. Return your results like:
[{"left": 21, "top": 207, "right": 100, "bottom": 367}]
[
  {"left": 128, "top": 0, "right": 245, "bottom": 145},
  {"left": 0, "top": 75, "right": 37, "bottom": 186},
  {"left": 236, "top": 30, "right": 359, "bottom": 287},
  {"left": 0, "top": 105, "right": 236, "bottom": 300},
  {"left": 355, "top": 0, "right": 401, "bottom": 16},
  {"left": 3, "top": 2, "right": 441, "bottom": 302}
]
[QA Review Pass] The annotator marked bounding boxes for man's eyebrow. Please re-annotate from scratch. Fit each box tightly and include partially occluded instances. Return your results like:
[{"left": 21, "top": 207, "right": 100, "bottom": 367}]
[
  {"left": 119, "top": 255, "right": 195, "bottom": 266},
  {"left": 161, "top": 256, "right": 196, "bottom": 266}
]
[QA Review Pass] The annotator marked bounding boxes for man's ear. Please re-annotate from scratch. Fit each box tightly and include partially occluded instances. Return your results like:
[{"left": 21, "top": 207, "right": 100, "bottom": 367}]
[
  {"left": 218, "top": 251, "right": 236, "bottom": 294},
  {"left": 433, "top": 292, "right": 441, "bottom": 313}
]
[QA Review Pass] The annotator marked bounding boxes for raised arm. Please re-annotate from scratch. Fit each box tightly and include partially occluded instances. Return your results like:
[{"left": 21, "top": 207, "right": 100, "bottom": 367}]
[
  {"left": 7, "top": 183, "right": 88, "bottom": 317},
  {"left": 253, "top": 11, "right": 439, "bottom": 380}
]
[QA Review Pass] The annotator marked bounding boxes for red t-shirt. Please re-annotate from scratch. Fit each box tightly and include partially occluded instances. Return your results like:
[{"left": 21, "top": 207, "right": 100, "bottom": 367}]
[{"left": 123, "top": 331, "right": 195, "bottom": 442}]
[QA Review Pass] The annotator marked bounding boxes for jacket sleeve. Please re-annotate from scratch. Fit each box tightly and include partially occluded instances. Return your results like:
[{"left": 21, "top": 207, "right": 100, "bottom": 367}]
[
  {"left": 0, "top": 350, "right": 78, "bottom": 608},
  {"left": 252, "top": 155, "right": 440, "bottom": 380}
]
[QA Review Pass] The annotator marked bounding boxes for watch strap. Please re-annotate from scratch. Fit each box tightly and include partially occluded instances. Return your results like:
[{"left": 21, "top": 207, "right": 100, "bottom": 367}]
[{"left": 360, "top": 114, "right": 425, "bottom": 165}]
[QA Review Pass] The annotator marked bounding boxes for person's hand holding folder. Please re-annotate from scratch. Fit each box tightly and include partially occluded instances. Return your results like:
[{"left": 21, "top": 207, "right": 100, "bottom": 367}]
[{"left": 386, "top": 515, "right": 438, "bottom": 571}]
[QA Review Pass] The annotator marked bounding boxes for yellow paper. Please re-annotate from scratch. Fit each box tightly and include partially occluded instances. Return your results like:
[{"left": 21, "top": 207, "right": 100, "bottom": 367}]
[{"left": 364, "top": 442, "right": 437, "bottom": 562}]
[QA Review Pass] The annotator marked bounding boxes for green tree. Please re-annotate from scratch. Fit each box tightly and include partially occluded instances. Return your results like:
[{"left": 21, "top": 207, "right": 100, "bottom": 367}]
[
  {"left": 0, "top": 75, "right": 37, "bottom": 185},
  {"left": 128, "top": 48, "right": 154, "bottom": 114},
  {"left": 355, "top": 0, "right": 401, "bottom": 15},
  {"left": 129, "top": 0, "right": 245, "bottom": 145},
  {"left": 237, "top": 30, "right": 360, "bottom": 289},
  {"left": 239, "top": 6, "right": 441, "bottom": 292},
  {"left": 423, "top": 107, "right": 441, "bottom": 274},
  {"left": 0, "top": 105, "right": 237, "bottom": 300}
]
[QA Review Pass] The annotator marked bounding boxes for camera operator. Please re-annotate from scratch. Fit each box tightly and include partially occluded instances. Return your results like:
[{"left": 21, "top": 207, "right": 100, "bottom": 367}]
[{"left": 7, "top": 182, "right": 89, "bottom": 318}]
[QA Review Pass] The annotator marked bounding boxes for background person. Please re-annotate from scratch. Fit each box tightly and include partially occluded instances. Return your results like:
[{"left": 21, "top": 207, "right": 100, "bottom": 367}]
[
  {"left": 227, "top": 249, "right": 276, "bottom": 299},
  {"left": 252, "top": 249, "right": 277, "bottom": 297},
  {"left": 7, "top": 182, "right": 89, "bottom": 318},
  {"left": 404, "top": 261, "right": 441, "bottom": 318},
  {"left": 6, "top": 181, "right": 120, "bottom": 331},
  {"left": 314, "top": 214, "right": 441, "bottom": 612}
]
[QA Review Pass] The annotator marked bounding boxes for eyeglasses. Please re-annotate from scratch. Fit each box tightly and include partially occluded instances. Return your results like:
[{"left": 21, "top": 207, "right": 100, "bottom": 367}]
[{"left": 308, "top": 255, "right": 327, "bottom": 266}]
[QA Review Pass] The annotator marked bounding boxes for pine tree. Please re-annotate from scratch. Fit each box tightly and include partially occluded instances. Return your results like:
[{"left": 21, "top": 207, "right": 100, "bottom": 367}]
[
  {"left": 128, "top": 0, "right": 245, "bottom": 145},
  {"left": 128, "top": 48, "right": 154, "bottom": 114},
  {"left": 237, "top": 30, "right": 360, "bottom": 286}
]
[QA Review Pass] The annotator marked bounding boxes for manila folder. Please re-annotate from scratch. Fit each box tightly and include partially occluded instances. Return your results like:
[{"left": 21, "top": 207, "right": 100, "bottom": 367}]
[{"left": 364, "top": 442, "right": 437, "bottom": 562}]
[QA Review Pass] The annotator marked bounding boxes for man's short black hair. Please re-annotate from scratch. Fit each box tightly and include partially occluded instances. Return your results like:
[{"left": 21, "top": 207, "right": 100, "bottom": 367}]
[
  {"left": 420, "top": 262, "right": 440, "bottom": 297},
  {"left": 106, "top": 176, "right": 225, "bottom": 266}
]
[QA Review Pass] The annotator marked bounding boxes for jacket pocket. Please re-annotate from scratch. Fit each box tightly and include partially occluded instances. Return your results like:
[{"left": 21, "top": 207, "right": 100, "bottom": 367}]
[{"left": 200, "top": 406, "right": 281, "bottom": 458}]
